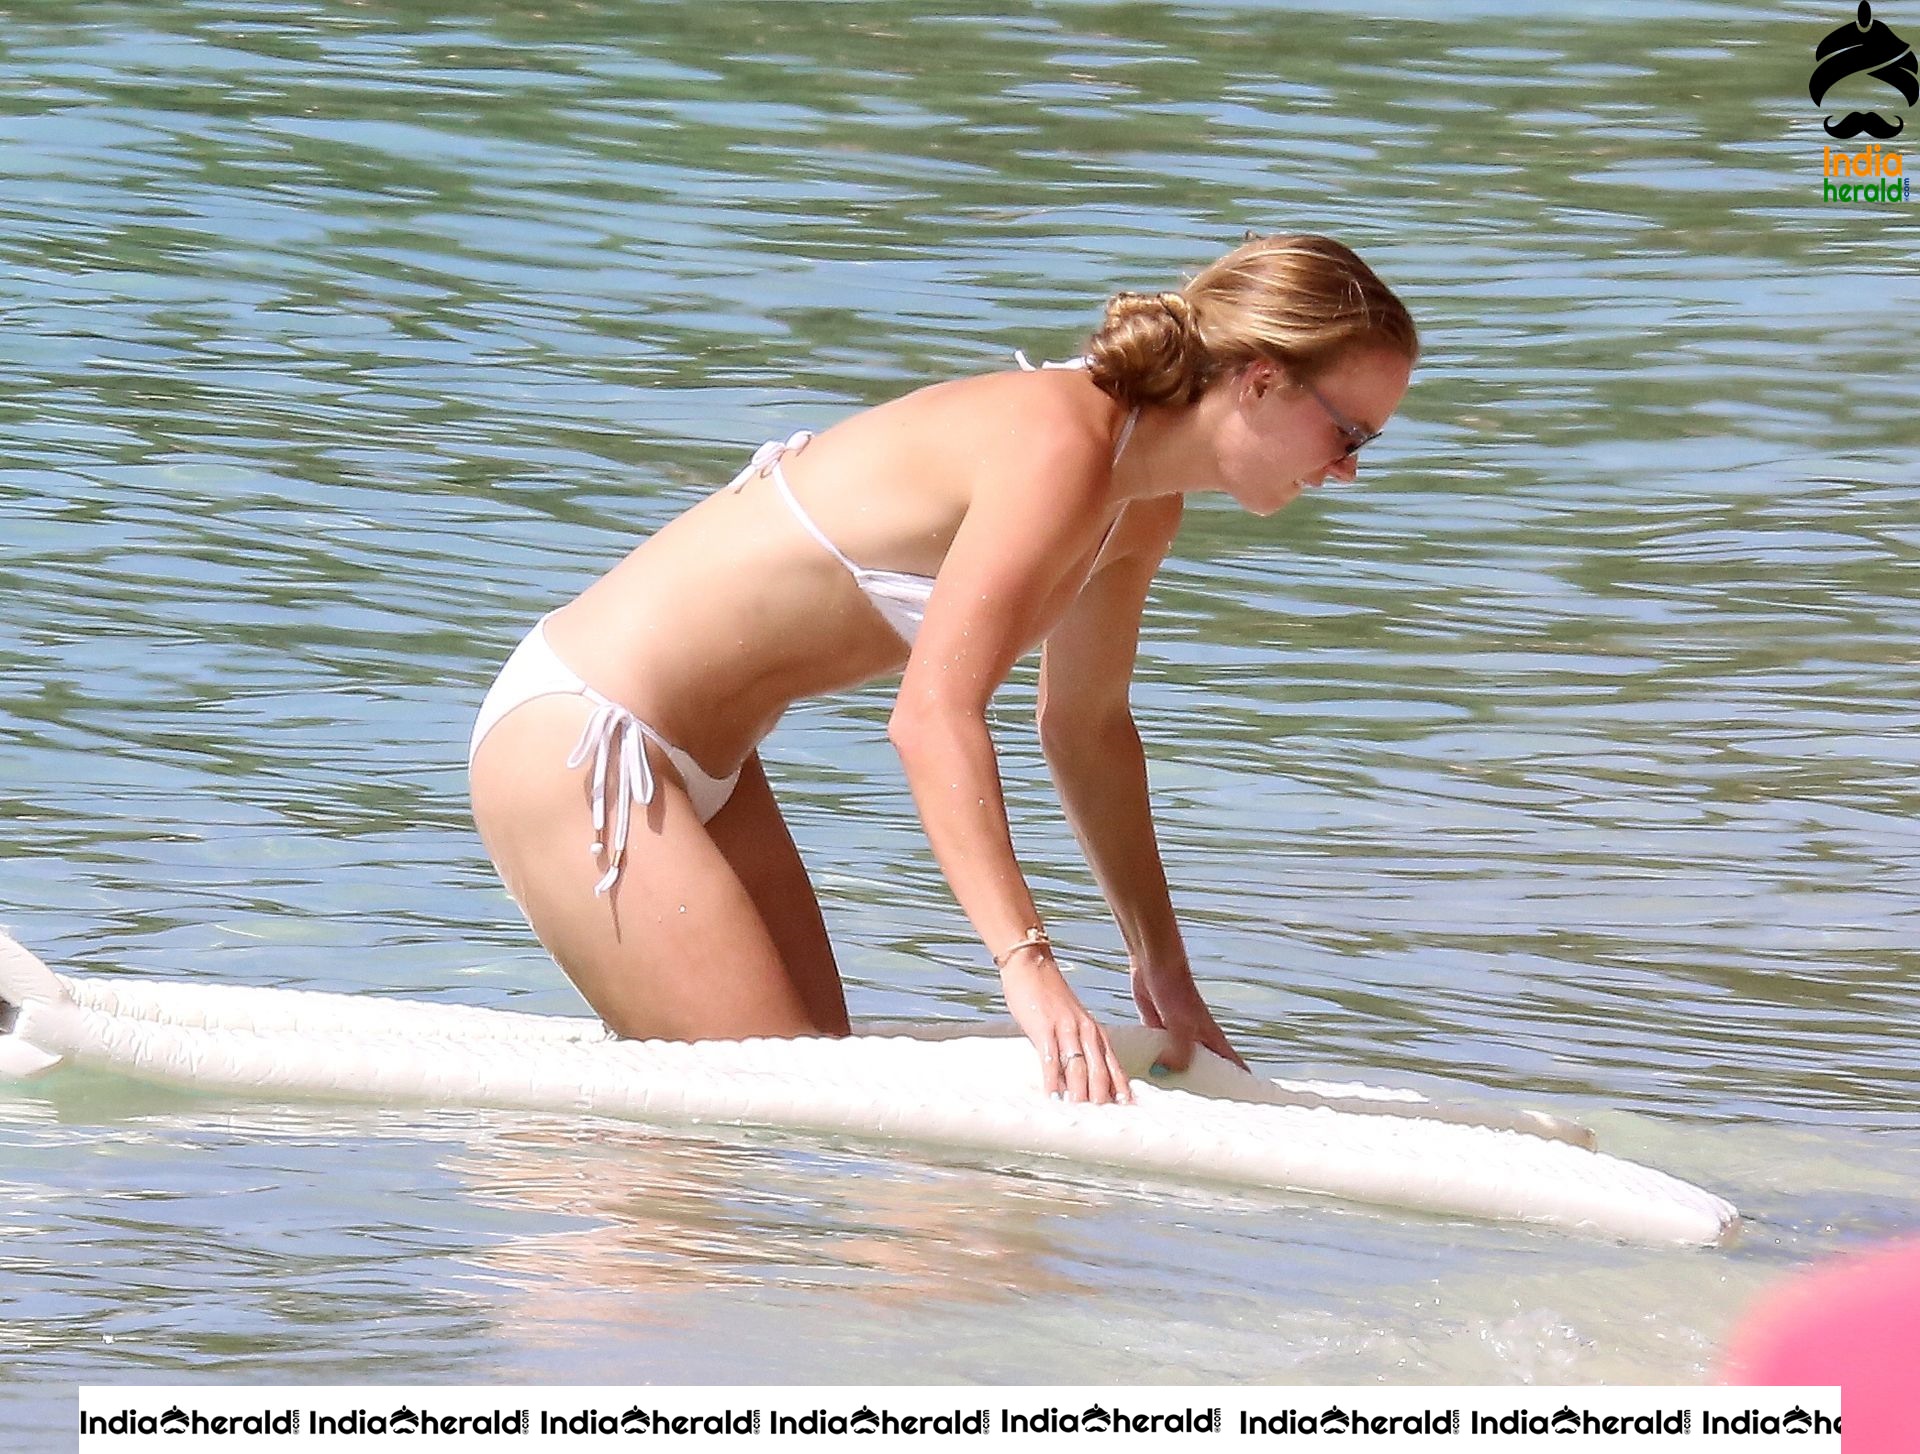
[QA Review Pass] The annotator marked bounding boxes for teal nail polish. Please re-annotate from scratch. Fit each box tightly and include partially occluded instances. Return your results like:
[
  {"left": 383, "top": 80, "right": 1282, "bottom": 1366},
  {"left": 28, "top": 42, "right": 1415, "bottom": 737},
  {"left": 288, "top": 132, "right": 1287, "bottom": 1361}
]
[{"left": 1149, "top": 1062, "right": 1169, "bottom": 1079}]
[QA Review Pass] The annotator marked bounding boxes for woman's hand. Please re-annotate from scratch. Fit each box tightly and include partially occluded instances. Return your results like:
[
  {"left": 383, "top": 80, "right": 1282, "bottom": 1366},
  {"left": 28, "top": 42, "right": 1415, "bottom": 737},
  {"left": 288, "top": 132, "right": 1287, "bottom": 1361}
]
[
  {"left": 1000, "top": 952, "right": 1133, "bottom": 1105},
  {"left": 1131, "top": 958, "right": 1247, "bottom": 1074}
]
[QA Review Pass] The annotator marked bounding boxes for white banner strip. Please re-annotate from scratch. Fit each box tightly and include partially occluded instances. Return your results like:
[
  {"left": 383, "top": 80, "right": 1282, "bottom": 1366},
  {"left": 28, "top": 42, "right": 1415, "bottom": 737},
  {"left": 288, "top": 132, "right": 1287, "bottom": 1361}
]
[{"left": 78, "top": 1384, "right": 1841, "bottom": 1452}]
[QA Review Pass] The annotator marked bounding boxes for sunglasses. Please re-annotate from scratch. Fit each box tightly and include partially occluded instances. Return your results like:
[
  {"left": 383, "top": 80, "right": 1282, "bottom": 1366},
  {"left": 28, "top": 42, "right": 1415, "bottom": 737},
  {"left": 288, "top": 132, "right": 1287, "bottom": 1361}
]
[{"left": 1300, "top": 378, "right": 1383, "bottom": 461}]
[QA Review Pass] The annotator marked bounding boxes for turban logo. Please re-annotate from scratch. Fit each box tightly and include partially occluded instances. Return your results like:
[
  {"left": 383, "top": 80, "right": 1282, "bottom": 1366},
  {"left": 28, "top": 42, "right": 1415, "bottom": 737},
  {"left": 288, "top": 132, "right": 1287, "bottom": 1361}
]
[{"left": 1811, "top": 1, "right": 1918, "bottom": 138}]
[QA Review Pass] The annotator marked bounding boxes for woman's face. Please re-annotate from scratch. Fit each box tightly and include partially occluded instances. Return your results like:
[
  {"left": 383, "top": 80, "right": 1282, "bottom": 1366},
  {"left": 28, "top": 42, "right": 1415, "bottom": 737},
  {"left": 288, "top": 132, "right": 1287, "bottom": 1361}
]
[{"left": 1215, "top": 346, "right": 1413, "bottom": 516}]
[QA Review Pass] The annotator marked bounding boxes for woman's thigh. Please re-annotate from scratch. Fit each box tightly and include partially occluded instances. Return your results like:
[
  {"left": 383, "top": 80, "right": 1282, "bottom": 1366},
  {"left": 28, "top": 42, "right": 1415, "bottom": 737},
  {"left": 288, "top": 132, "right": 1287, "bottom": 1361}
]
[
  {"left": 469, "top": 695, "right": 827, "bottom": 1041},
  {"left": 704, "top": 753, "right": 850, "bottom": 1036}
]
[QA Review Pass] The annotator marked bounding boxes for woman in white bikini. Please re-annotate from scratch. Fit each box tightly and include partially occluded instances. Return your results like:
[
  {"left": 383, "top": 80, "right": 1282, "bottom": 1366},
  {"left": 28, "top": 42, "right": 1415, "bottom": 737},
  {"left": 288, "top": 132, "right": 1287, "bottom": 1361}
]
[{"left": 468, "top": 233, "right": 1417, "bottom": 1107}]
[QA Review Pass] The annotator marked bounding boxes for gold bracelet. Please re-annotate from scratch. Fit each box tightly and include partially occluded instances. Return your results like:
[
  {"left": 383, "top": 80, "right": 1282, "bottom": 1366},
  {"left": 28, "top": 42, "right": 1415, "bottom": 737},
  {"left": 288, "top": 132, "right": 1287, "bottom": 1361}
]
[{"left": 992, "top": 926, "right": 1052, "bottom": 969}]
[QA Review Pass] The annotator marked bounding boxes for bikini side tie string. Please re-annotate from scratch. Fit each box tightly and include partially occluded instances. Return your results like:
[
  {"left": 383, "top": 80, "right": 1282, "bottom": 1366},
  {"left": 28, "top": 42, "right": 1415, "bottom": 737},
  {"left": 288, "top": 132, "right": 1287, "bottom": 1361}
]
[{"left": 566, "top": 698, "right": 657, "bottom": 897}]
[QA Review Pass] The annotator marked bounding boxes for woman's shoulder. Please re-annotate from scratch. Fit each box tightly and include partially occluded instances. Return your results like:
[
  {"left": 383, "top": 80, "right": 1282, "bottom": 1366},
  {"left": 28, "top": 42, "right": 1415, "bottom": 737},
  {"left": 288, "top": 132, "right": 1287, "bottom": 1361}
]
[
  {"left": 868, "top": 366, "right": 1122, "bottom": 476},
  {"left": 789, "top": 368, "right": 1125, "bottom": 543}
]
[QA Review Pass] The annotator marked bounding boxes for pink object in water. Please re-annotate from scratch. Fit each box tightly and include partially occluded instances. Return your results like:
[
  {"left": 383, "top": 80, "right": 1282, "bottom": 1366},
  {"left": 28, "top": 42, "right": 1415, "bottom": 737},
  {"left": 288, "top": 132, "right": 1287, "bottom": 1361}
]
[{"left": 1722, "top": 1237, "right": 1920, "bottom": 1451}]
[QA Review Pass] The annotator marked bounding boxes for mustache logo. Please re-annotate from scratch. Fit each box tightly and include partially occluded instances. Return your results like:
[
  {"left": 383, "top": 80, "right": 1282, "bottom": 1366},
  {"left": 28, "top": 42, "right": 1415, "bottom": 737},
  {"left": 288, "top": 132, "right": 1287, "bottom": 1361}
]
[
  {"left": 1811, "top": 1, "right": 1916, "bottom": 137},
  {"left": 1826, "top": 108, "right": 1907, "bottom": 136}
]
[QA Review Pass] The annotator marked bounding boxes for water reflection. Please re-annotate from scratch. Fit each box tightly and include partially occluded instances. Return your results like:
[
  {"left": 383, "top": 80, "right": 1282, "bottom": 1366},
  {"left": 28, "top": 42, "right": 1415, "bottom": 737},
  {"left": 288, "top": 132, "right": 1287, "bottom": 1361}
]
[{"left": 445, "top": 1120, "right": 1101, "bottom": 1319}]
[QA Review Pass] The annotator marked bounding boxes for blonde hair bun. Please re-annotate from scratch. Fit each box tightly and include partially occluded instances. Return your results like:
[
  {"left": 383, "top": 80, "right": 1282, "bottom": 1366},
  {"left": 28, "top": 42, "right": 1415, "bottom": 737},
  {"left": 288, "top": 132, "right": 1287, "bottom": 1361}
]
[
  {"left": 1085, "top": 290, "right": 1210, "bottom": 407},
  {"left": 1083, "top": 234, "right": 1417, "bottom": 411}
]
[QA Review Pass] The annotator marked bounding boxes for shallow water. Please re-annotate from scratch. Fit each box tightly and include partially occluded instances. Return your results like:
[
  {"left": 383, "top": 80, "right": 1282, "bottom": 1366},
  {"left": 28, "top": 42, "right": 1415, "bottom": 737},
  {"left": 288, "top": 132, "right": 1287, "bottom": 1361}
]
[{"left": 3, "top": 0, "right": 1916, "bottom": 1435}]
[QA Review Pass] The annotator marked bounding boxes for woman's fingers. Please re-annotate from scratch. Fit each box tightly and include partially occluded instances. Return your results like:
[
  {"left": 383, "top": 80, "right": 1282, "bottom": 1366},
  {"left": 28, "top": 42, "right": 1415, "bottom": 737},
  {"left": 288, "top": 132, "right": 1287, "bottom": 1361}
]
[
  {"left": 1154, "top": 1028, "right": 1197, "bottom": 1074},
  {"left": 1051, "top": 1024, "right": 1132, "bottom": 1106},
  {"left": 1044, "top": 1034, "right": 1070, "bottom": 1099},
  {"left": 1134, "top": 968, "right": 1250, "bottom": 1075},
  {"left": 1079, "top": 1024, "right": 1133, "bottom": 1106},
  {"left": 1181, "top": 1001, "right": 1247, "bottom": 1071},
  {"left": 1159, "top": 1014, "right": 1247, "bottom": 1074},
  {"left": 1006, "top": 960, "right": 1136, "bottom": 1105},
  {"left": 1061, "top": 1042, "right": 1088, "bottom": 1100},
  {"left": 1101, "top": 1033, "right": 1132, "bottom": 1105},
  {"left": 1202, "top": 1018, "right": 1250, "bottom": 1071}
]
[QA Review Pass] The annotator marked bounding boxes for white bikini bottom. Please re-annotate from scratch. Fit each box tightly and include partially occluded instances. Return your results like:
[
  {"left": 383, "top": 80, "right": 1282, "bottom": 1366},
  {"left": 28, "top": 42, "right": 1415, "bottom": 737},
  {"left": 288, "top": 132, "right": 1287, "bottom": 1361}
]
[{"left": 469, "top": 617, "right": 743, "bottom": 894}]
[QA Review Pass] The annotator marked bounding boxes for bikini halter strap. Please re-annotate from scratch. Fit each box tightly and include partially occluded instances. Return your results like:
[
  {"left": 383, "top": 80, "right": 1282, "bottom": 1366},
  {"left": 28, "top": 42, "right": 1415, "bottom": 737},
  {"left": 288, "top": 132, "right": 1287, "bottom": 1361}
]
[
  {"left": 725, "top": 431, "right": 813, "bottom": 492},
  {"left": 1016, "top": 350, "right": 1139, "bottom": 465},
  {"left": 1014, "top": 349, "right": 1090, "bottom": 372}
]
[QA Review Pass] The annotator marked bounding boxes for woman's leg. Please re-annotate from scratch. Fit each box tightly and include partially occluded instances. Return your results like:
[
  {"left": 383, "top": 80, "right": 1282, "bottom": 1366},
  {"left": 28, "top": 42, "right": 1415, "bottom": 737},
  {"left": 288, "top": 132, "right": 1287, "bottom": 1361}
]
[
  {"left": 470, "top": 694, "right": 829, "bottom": 1041},
  {"left": 704, "top": 752, "right": 850, "bottom": 1036}
]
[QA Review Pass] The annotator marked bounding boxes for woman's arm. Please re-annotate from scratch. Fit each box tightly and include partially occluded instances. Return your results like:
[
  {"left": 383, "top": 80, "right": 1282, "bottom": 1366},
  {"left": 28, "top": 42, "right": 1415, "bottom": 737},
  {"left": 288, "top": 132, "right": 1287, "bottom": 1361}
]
[
  {"left": 887, "top": 427, "right": 1134, "bottom": 1104},
  {"left": 1036, "top": 496, "right": 1246, "bottom": 1072}
]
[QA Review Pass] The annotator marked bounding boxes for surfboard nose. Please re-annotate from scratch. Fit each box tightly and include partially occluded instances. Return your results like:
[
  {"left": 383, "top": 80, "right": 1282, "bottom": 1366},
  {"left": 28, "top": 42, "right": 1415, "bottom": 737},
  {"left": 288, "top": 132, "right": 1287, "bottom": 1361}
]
[
  {"left": 0, "top": 930, "right": 67, "bottom": 1004},
  {"left": 0, "top": 930, "right": 70, "bottom": 1078}
]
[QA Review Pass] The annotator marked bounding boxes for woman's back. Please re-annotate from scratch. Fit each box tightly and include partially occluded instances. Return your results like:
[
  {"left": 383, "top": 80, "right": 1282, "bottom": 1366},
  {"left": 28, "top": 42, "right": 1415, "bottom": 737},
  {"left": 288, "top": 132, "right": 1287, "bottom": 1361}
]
[{"left": 546, "top": 366, "right": 1124, "bottom": 768}]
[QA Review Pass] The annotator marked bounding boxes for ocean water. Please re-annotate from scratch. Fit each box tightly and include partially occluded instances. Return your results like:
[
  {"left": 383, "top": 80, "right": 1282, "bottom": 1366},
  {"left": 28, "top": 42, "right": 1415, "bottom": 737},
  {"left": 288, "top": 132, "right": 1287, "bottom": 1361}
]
[{"left": 3, "top": 0, "right": 1916, "bottom": 1438}]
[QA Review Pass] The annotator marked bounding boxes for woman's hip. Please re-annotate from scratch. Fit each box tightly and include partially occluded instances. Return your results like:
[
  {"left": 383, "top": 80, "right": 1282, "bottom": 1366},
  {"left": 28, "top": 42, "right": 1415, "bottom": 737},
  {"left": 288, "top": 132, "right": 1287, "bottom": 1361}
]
[{"left": 469, "top": 616, "right": 746, "bottom": 893}]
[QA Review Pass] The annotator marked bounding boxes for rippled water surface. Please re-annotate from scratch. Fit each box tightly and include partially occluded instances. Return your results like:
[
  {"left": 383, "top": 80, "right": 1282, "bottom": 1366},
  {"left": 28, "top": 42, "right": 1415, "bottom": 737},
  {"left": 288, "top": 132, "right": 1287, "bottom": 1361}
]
[{"left": 4, "top": 0, "right": 1917, "bottom": 1434}]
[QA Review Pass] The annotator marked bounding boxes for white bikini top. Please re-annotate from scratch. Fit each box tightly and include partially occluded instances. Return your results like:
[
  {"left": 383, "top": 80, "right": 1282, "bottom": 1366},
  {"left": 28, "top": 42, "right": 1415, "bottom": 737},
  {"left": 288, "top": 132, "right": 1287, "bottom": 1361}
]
[{"left": 725, "top": 355, "right": 1139, "bottom": 648}]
